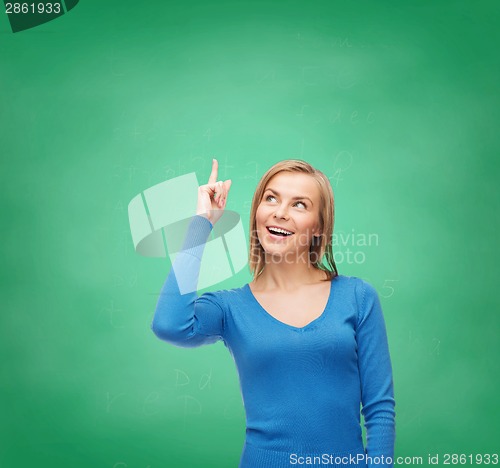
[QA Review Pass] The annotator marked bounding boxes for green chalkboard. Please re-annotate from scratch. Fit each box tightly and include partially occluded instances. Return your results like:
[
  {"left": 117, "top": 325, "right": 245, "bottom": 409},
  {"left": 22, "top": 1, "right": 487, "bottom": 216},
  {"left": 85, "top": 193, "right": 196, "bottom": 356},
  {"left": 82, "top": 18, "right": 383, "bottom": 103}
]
[{"left": 1, "top": 1, "right": 499, "bottom": 467}]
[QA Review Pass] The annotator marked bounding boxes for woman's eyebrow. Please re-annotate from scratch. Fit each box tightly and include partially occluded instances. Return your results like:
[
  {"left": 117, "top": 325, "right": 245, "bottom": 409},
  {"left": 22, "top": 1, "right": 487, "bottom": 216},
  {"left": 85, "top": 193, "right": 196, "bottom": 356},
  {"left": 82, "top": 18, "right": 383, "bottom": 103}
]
[{"left": 265, "top": 188, "right": 313, "bottom": 205}]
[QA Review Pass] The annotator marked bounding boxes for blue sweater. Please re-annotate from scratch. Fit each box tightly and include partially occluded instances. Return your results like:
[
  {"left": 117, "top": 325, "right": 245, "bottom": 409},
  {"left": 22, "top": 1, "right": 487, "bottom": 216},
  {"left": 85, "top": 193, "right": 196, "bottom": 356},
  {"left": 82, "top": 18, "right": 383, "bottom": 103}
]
[{"left": 151, "top": 216, "right": 396, "bottom": 468}]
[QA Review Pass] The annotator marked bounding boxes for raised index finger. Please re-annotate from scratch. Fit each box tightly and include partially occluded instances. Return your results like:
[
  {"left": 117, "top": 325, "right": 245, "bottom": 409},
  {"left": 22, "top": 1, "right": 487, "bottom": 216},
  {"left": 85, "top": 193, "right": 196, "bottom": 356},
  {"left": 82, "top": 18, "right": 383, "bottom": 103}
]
[{"left": 208, "top": 158, "right": 218, "bottom": 185}]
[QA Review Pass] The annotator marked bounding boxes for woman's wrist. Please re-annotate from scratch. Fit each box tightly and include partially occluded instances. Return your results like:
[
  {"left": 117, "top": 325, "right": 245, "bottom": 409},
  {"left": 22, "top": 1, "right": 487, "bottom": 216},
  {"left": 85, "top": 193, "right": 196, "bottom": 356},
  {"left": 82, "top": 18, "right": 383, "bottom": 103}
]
[{"left": 195, "top": 212, "right": 214, "bottom": 227}]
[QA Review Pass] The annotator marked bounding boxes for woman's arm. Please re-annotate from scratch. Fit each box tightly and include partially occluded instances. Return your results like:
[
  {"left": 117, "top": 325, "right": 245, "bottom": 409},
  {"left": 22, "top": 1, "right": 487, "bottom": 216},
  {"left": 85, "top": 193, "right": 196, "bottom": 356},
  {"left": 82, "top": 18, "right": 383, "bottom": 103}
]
[
  {"left": 151, "top": 158, "right": 232, "bottom": 348},
  {"left": 151, "top": 215, "right": 226, "bottom": 347},
  {"left": 355, "top": 278, "right": 396, "bottom": 468}
]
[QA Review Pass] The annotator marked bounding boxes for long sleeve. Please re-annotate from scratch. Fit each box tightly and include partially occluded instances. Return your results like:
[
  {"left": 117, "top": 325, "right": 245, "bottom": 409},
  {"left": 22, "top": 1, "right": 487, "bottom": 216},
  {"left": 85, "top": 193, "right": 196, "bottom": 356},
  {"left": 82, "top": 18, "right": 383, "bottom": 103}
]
[
  {"left": 355, "top": 279, "right": 396, "bottom": 468},
  {"left": 151, "top": 215, "right": 226, "bottom": 348}
]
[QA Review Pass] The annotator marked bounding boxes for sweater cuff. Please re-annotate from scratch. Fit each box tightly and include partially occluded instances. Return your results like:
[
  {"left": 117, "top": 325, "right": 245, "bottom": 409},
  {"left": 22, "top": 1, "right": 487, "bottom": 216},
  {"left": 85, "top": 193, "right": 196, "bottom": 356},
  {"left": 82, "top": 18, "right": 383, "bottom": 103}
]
[{"left": 180, "top": 215, "right": 213, "bottom": 252}]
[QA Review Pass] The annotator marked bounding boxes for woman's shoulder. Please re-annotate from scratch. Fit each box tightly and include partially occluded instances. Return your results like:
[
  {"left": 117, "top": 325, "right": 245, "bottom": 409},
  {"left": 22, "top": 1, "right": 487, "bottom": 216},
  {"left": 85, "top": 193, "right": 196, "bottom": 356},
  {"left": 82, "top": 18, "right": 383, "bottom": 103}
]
[
  {"left": 200, "top": 275, "right": 377, "bottom": 304},
  {"left": 332, "top": 273, "right": 362, "bottom": 287},
  {"left": 198, "top": 282, "right": 248, "bottom": 308},
  {"left": 334, "top": 273, "right": 374, "bottom": 285},
  {"left": 331, "top": 274, "right": 379, "bottom": 300}
]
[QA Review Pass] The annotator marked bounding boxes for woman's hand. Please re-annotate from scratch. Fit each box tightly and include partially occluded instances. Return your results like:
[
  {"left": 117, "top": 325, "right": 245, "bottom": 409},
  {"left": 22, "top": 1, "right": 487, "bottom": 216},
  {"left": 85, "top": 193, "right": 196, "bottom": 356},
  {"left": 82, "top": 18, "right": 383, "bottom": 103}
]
[{"left": 196, "top": 158, "right": 232, "bottom": 225}]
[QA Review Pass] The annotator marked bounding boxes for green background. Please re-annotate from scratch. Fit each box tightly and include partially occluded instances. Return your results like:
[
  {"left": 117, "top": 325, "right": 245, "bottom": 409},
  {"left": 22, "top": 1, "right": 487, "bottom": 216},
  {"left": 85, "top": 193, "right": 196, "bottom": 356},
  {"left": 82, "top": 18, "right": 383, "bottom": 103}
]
[{"left": 1, "top": 1, "right": 499, "bottom": 467}]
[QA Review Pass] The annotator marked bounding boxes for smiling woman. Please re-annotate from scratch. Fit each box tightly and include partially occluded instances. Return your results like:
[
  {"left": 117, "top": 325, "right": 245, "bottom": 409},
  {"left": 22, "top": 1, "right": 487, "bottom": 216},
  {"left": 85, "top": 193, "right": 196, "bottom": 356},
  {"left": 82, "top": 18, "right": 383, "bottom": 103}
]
[
  {"left": 248, "top": 160, "right": 337, "bottom": 284},
  {"left": 151, "top": 158, "right": 396, "bottom": 468}
]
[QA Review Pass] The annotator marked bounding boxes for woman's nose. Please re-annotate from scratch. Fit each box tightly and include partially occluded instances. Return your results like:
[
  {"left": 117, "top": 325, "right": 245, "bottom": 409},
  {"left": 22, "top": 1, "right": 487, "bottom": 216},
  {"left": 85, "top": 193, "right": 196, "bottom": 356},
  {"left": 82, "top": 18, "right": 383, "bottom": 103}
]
[{"left": 273, "top": 204, "right": 289, "bottom": 219}]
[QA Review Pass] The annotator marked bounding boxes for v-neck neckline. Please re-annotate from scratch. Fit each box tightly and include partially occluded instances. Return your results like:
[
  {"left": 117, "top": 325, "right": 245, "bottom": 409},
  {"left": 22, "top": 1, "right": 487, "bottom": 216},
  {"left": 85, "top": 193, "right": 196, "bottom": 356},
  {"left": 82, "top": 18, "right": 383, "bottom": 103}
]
[{"left": 244, "top": 278, "right": 335, "bottom": 332}]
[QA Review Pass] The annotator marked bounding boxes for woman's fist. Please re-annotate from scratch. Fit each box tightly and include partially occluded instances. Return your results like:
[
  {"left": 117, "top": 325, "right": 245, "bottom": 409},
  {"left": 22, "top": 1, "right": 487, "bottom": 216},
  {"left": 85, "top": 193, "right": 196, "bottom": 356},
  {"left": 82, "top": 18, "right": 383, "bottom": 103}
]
[{"left": 196, "top": 158, "right": 232, "bottom": 225}]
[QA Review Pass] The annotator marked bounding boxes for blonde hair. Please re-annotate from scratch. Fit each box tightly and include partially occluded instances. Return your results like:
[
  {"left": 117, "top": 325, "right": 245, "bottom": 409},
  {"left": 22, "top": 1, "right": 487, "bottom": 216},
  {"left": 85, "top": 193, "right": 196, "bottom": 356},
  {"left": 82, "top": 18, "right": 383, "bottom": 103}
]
[{"left": 248, "top": 159, "right": 338, "bottom": 281}]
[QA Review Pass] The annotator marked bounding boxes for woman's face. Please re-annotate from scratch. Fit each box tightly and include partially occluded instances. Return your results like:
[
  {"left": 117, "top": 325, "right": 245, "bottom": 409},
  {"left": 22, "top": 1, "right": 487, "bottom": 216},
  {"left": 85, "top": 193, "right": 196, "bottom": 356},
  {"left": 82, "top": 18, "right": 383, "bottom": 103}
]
[{"left": 255, "top": 172, "right": 322, "bottom": 262}]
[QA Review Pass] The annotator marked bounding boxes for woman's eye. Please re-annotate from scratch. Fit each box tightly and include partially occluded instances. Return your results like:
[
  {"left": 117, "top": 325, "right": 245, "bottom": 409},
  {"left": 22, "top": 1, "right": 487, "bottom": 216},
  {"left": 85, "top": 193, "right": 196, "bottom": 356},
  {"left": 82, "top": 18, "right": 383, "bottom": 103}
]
[{"left": 264, "top": 195, "right": 305, "bottom": 208}]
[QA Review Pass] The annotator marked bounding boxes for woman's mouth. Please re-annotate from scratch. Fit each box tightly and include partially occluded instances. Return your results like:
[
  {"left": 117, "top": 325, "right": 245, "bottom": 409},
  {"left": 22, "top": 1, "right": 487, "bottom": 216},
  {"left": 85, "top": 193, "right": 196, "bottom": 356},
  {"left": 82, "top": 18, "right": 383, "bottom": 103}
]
[{"left": 266, "top": 226, "right": 294, "bottom": 239}]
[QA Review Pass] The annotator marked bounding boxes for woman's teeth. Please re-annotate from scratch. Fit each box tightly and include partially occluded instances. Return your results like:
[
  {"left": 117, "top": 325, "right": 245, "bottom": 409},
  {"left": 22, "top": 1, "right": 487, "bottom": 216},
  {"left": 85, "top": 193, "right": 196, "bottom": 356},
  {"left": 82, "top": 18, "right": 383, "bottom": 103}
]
[{"left": 267, "top": 227, "right": 293, "bottom": 236}]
